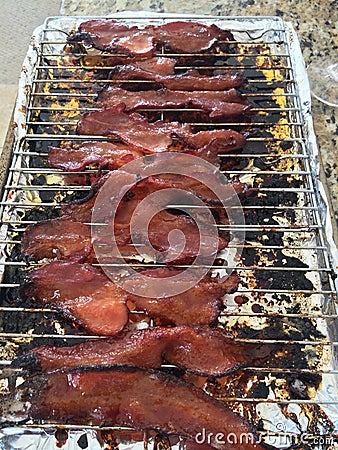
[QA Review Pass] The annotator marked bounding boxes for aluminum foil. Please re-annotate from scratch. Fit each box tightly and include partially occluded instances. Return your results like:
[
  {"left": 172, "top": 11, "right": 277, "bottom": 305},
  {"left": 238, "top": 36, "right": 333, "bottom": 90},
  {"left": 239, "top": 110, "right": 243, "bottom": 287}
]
[{"left": 0, "top": 12, "right": 337, "bottom": 450}]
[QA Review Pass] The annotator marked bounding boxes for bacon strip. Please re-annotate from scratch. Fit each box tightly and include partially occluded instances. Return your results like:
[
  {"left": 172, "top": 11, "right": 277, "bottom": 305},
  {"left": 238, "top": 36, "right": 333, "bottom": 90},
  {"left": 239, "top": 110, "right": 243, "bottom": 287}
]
[
  {"left": 96, "top": 87, "right": 251, "bottom": 118},
  {"left": 25, "top": 261, "right": 129, "bottom": 336},
  {"left": 69, "top": 20, "right": 233, "bottom": 56},
  {"left": 135, "top": 57, "right": 177, "bottom": 75},
  {"left": 23, "top": 366, "right": 267, "bottom": 450},
  {"left": 61, "top": 169, "right": 246, "bottom": 223},
  {"left": 32, "top": 163, "right": 240, "bottom": 265},
  {"left": 110, "top": 66, "right": 244, "bottom": 91},
  {"left": 22, "top": 211, "right": 228, "bottom": 266},
  {"left": 24, "top": 262, "right": 239, "bottom": 330},
  {"left": 136, "top": 210, "right": 228, "bottom": 264},
  {"left": 21, "top": 218, "right": 92, "bottom": 262},
  {"left": 48, "top": 141, "right": 224, "bottom": 172},
  {"left": 133, "top": 172, "right": 247, "bottom": 205},
  {"left": 123, "top": 267, "right": 240, "bottom": 326},
  {"left": 76, "top": 104, "right": 245, "bottom": 153},
  {"left": 48, "top": 141, "right": 144, "bottom": 172},
  {"left": 77, "top": 104, "right": 190, "bottom": 153},
  {"left": 15, "top": 325, "right": 248, "bottom": 376}
]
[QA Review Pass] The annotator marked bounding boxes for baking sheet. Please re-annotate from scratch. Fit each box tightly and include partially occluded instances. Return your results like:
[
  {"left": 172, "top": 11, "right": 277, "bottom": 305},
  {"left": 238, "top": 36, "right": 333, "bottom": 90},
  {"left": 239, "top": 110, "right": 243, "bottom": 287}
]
[{"left": 0, "top": 12, "right": 337, "bottom": 449}]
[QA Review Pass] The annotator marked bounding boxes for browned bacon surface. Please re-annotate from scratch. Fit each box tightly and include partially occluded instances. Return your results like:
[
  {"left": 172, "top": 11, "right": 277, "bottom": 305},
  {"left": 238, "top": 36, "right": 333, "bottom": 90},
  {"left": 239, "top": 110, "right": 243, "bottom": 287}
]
[
  {"left": 77, "top": 104, "right": 190, "bottom": 153},
  {"left": 21, "top": 218, "right": 96, "bottom": 262},
  {"left": 61, "top": 169, "right": 245, "bottom": 223},
  {"left": 25, "top": 261, "right": 129, "bottom": 336},
  {"left": 135, "top": 57, "right": 177, "bottom": 75},
  {"left": 26, "top": 366, "right": 267, "bottom": 450},
  {"left": 24, "top": 263, "right": 239, "bottom": 329},
  {"left": 70, "top": 20, "right": 232, "bottom": 56},
  {"left": 48, "top": 129, "right": 244, "bottom": 172},
  {"left": 133, "top": 172, "right": 247, "bottom": 205},
  {"left": 139, "top": 210, "right": 228, "bottom": 264},
  {"left": 186, "top": 129, "right": 245, "bottom": 150},
  {"left": 21, "top": 218, "right": 92, "bottom": 262},
  {"left": 48, "top": 141, "right": 224, "bottom": 172},
  {"left": 123, "top": 267, "right": 240, "bottom": 326},
  {"left": 48, "top": 141, "right": 144, "bottom": 172},
  {"left": 96, "top": 87, "right": 251, "bottom": 118},
  {"left": 61, "top": 171, "right": 112, "bottom": 222},
  {"left": 62, "top": 190, "right": 97, "bottom": 223},
  {"left": 110, "top": 66, "right": 244, "bottom": 91},
  {"left": 22, "top": 212, "right": 228, "bottom": 265},
  {"left": 76, "top": 104, "right": 245, "bottom": 153},
  {"left": 25, "top": 161, "right": 238, "bottom": 263},
  {"left": 18, "top": 326, "right": 248, "bottom": 376}
]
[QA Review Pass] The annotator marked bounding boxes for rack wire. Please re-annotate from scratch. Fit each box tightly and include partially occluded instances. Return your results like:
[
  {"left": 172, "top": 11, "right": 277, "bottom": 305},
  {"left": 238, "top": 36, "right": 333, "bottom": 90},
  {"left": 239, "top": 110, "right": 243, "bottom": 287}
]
[{"left": 0, "top": 14, "right": 337, "bottom": 449}]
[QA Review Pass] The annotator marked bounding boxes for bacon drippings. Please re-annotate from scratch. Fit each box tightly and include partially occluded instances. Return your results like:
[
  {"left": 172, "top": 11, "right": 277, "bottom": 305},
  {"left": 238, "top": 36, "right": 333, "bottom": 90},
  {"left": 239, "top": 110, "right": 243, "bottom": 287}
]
[
  {"left": 96, "top": 87, "right": 251, "bottom": 118},
  {"left": 25, "top": 366, "right": 267, "bottom": 450},
  {"left": 69, "top": 20, "right": 233, "bottom": 56},
  {"left": 17, "top": 325, "right": 248, "bottom": 376}
]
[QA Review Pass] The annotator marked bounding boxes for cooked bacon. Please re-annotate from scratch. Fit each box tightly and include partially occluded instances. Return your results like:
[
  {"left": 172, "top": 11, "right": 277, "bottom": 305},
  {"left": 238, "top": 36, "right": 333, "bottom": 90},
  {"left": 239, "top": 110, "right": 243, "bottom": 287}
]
[
  {"left": 48, "top": 140, "right": 224, "bottom": 172},
  {"left": 48, "top": 141, "right": 144, "bottom": 172},
  {"left": 70, "top": 20, "right": 154, "bottom": 57},
  {"left": 135, "top": 57, "right": 177, "bottom": 76},
  {"left": 23, "top": 210, "right": 228, "bottom": 266},
  {"left": 69, "top": 20, "right": 232, "bottom": 56},
  {"left": 61, "top": 169, "right": 245, "bottom": 225},
  {"left": 136, "top": 210, "right": 228, "bottom": 264},
  {"left": 76, "top": 104, "right": 245, "bottom": 154},
  {"left": 77, "top": 104, "right": 190, "bottom": 153},
  {"left": 21, "top": 218, "right": 96, "bottom": 262},
  {"left": 62, "top": 190, "right": 98, "bottom": 223},
  {"left": 21, "top": 218, "right": 92, "bottom": 262},
  {"left": 110, "top": 66, "right": 244, "bottom": 91},
  {"left": 61, "top": 170, "right": 114, "bottom": 223},
  {"left": 48, "top": 127, "right": 244, "bottom": 172},
  {"left": 16, "top": 325, "right": 248, "bottom": 376},
  {"left": 96, "top": 87, "right": 251, "bottom": 118},
  {"left": 24, "top": 366, "right": 267, "bottom": 450},
  {"left": 24, "top": 262, "right": 239, "bottom": 329},
  {"left": 123, "top": 268, "right": 240, "bottom": 326},
  {"left": 186, "top": 129, "right": 245, "bottom": 150},
  {"left": 101, "top": 56, "right": 177, "bottom": 75},
  {"left": 154, "top": 21, "right": 233, "bottom": 53},
  {"left": 25, "top": 261, "right": 129, "bottom": 336},
  {"left": 133, "top": 172, "right": 247, "bottom": 206}
]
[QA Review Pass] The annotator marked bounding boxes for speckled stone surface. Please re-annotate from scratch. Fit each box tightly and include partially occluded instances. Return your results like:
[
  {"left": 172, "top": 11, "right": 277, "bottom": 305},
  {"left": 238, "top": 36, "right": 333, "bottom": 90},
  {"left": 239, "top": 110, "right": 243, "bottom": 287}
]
[{"left": 61, "top": 0, "right": 338, "bottom": 230}]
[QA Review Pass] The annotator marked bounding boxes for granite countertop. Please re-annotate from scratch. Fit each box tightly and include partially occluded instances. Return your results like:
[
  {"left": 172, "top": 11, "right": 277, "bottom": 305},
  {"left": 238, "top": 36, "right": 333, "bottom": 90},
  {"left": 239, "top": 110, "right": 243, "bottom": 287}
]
[{"left": 60, "top": 0, "right": 338, "bottom": 233}]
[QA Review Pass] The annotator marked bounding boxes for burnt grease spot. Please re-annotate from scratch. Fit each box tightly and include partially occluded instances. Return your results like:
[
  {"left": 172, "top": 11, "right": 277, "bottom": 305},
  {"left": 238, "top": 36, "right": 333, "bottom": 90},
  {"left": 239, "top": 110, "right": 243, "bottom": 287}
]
[
  {"left": 55, "top": 429, "right": 68, "bottom": 447},
  {"left": 77, "top": 433, "right": 89, "bottom": 449}
]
